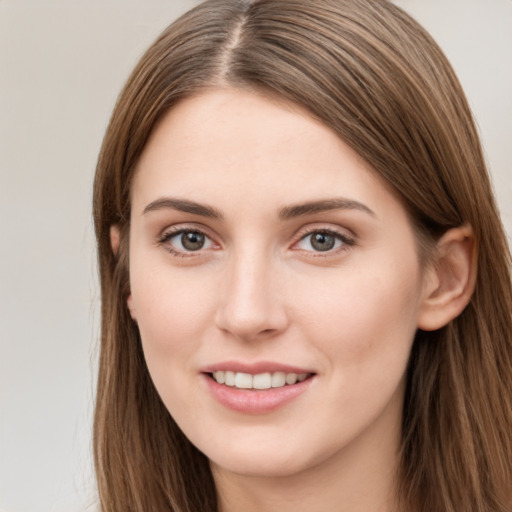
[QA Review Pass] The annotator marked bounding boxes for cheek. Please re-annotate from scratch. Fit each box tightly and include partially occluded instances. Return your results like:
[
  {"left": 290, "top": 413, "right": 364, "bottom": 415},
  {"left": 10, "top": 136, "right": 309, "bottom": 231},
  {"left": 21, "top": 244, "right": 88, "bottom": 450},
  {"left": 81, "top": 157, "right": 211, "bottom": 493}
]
[
  {"left": 129, "top": 264, "right": 218, "bottom": 364},
  {"left": 291, "top": 261, "right": 422, "bottom": 375},
  {"left": 129, "top": 266, "right": 219, "bottom": 419},
  {"left": 289, "top": 266, "right": 421, "bottom": 445}
]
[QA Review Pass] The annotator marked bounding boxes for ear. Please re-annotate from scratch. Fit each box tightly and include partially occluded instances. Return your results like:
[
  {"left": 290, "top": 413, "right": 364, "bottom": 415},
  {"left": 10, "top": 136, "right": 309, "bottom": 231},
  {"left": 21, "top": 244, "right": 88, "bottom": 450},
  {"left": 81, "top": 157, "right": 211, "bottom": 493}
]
[
  {"left": 110, "top": 224, "right": 137, "bottom": 321},
  {"left": 126, "top": 294, "right": 137, "bottom": 321},
  {"left": 417, "top": 225, "right": 477, "bottom": 331},
  {"left": 110, "top": 224, "right": 120, "bottom": 256}
]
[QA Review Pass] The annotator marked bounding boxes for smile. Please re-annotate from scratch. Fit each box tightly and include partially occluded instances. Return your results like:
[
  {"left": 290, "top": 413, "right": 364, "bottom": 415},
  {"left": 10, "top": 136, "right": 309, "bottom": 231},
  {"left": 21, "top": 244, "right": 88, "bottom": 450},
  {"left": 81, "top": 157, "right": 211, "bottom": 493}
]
[
  {"left": 205, "top": 370, "right": 315, "bottom": 414},
  {"left": 211, "top": 371, "right": 311, "bottom": 390}
]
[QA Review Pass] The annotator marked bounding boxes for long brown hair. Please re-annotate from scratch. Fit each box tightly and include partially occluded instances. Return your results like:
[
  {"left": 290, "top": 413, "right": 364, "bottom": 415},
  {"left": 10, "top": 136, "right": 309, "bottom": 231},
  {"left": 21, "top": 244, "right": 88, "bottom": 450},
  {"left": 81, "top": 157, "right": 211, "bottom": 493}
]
[{"left": 92, "top": 1, "right": 512, "bottom": 510}]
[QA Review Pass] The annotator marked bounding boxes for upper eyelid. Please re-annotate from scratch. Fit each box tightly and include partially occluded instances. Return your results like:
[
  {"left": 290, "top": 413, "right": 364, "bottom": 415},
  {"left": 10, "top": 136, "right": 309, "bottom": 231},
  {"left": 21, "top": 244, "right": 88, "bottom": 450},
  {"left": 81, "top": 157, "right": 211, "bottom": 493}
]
[
  {"left": 292, "top": 223, "right": 356, "bottom": 242},
  {"left": 157, "top": 225, "right": 218, "bottom": 253},
  {"left": 159, "top": 223, "right": 215, "bottom": 240}
]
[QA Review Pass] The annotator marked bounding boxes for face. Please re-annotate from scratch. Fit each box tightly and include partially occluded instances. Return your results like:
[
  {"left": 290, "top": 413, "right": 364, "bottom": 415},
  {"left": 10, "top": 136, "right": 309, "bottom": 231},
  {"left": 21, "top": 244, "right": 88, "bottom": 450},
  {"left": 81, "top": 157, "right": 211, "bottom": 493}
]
[{"left": 127, "top": 88, "right": 430, "bottom": 479}]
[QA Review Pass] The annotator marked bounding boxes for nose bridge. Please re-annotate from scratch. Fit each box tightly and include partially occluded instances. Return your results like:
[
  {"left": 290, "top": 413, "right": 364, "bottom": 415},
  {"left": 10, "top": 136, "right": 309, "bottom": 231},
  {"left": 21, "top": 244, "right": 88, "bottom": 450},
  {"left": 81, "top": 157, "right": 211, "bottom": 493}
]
[{"left": 216, "top": 242, "right": 287, "bottom": 340}]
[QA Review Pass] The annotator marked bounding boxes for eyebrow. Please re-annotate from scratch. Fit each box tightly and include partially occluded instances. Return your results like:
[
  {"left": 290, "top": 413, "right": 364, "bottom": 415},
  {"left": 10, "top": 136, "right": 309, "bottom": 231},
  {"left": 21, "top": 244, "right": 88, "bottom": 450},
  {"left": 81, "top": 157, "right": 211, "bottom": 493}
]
[
  {"left": 142, "top": 196, "right": 375, "bottom": 220},
  {"left": 143, "top": 197, "right": 223, "bottom": 219},
  {"left": 278, "top": 198, "right": 375, "bottom": 219}
]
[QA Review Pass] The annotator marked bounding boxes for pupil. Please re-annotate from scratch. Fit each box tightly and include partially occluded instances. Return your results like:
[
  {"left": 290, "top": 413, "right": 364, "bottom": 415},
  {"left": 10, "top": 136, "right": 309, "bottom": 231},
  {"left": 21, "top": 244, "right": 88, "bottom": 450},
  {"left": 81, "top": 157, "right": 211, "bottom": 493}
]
[
  {"left": 311, "top": 232, "right": 335, "bottom": 251},
  {"left": 181, "top": 232, "right": 205, "bottom": 251}
]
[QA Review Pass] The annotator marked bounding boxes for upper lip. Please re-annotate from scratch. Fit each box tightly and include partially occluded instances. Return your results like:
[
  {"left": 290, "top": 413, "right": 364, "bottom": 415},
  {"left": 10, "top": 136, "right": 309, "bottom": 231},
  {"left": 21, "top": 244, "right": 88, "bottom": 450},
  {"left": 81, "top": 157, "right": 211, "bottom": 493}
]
[{"left": 200, "top": 360, "right": 315, "bottom": 375}]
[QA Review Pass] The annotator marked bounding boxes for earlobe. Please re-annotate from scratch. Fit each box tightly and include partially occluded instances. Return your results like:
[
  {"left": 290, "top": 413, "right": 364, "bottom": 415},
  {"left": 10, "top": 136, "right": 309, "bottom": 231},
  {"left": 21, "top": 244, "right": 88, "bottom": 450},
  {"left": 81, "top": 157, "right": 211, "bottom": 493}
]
[
  {"left": 417, "top": 225, "right": 477, "bottom": 331},
  {"left": 109, "top": 224, "right": 137, "bottom": 320},
  {"left": 127, "top": 294, "right": 137, "bottom": 321},
  {"left": 110, "top": 224, "right": 121, "bottom": 256}
]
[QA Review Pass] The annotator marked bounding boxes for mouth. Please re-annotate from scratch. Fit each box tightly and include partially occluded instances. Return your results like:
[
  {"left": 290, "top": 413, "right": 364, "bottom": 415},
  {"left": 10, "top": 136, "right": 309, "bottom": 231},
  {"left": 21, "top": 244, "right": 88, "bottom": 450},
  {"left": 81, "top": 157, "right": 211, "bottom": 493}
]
[
  {"left": 201, "top": 362, "right": 316, "bottom": 413},
  {"left": 209, "top": 371, "right": 312, "bottom": 390}
]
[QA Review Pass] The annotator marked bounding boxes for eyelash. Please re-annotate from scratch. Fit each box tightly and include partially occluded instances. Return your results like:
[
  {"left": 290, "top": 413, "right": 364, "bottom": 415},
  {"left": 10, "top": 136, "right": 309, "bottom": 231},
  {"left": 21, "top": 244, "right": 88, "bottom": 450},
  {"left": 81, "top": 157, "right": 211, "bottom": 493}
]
[
  {"left": 158, "top": 227, "right": 215, "bottom": 258},
  {"left": 292, "top": 228, "right": 355, "bottom": 257},
  {"left": 157, "top": 225, "right": 355, "bottom": 258}
]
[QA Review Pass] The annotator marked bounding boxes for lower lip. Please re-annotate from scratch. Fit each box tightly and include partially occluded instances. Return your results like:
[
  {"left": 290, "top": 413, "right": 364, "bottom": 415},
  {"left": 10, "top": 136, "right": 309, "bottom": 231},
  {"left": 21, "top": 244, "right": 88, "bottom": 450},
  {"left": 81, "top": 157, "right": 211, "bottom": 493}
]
[{"left": 203, "top": 374, "right": 314, "bottom": 414}]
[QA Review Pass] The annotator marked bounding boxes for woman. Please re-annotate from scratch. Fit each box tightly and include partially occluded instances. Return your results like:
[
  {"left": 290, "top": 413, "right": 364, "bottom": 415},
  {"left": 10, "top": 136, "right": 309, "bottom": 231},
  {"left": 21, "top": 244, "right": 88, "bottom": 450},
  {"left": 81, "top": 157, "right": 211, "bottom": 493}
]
[{"left": 92, "top": 0, "right": 512, "bottom": 511}]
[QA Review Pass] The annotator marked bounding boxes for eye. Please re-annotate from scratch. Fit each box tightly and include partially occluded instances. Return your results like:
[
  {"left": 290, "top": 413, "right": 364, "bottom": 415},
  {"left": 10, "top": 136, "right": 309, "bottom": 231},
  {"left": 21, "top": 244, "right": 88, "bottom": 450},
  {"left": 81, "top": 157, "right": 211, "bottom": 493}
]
[
  {"left": 160, "top": 229, "right": 215, "bottom": 254},
  {"left": 295, "top": 230, "right": 352, "bottom": 253}
]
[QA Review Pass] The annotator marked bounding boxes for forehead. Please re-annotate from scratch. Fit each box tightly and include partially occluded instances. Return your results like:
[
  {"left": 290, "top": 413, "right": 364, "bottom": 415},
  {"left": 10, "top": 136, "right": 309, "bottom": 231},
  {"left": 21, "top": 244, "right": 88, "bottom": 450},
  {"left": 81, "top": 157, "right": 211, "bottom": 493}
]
[
  {"left": 136, "top": 87, "right": 351, "bottom": 172},
  {"left": 131, "top": 87, "right": 399, "bottom": 219}
]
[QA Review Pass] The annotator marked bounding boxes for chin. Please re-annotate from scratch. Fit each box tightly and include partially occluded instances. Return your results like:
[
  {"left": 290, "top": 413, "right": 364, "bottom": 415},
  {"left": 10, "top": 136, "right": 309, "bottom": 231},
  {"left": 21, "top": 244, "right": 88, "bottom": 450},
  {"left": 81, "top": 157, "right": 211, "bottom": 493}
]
[
  {"left": 210, "top": 451, "right": 309, "bottom": 479},
  {"left": 201, "top": 433, "right": 329, "bottom": 480}
]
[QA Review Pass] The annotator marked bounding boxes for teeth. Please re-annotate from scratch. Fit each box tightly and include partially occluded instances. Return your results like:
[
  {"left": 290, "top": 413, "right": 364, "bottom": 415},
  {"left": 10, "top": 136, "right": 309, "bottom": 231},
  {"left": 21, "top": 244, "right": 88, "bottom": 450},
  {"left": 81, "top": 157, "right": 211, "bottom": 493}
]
[
  {"left": 253, "top": 372, "right": 272, "bottom": 389},
  {"left": 212, "top": 371, "right": 311, "bottom": 389},
  {"left": 286, "top": 373, "right": 297, "bottom": 385},
  {"left": 271, "top": 371, "right": 286, "bottom": 387},
  {"left": 225, "top": 371, "right": 236, "bottom": 386},
  {"left": 213, "top": 371, "right": 225, "bottom": 384},
  {"left": 235, "top": 372, "right": 253, "bottom": 389}
]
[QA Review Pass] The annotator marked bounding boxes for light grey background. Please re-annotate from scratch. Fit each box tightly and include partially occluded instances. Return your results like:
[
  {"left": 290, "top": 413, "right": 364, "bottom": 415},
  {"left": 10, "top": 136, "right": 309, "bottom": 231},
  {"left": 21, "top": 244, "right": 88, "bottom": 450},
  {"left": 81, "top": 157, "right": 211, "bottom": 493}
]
[{"left": 0, "top": 1, "right": 510, "bottom": 511}]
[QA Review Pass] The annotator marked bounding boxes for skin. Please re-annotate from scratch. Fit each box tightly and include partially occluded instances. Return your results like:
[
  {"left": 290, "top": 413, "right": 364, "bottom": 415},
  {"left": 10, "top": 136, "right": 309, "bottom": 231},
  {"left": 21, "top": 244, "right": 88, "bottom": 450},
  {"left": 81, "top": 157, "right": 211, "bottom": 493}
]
[{"left": 124, "top": 88, "right": 471, "bottom": 512}]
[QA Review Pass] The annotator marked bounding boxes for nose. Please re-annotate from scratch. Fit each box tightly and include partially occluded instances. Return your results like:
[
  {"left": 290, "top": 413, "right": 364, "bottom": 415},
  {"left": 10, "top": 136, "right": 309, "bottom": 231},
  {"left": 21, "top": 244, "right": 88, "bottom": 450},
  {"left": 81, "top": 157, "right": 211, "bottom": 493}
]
[{"left": 215, "top": 249, "right": 289, "bottom": 342}]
